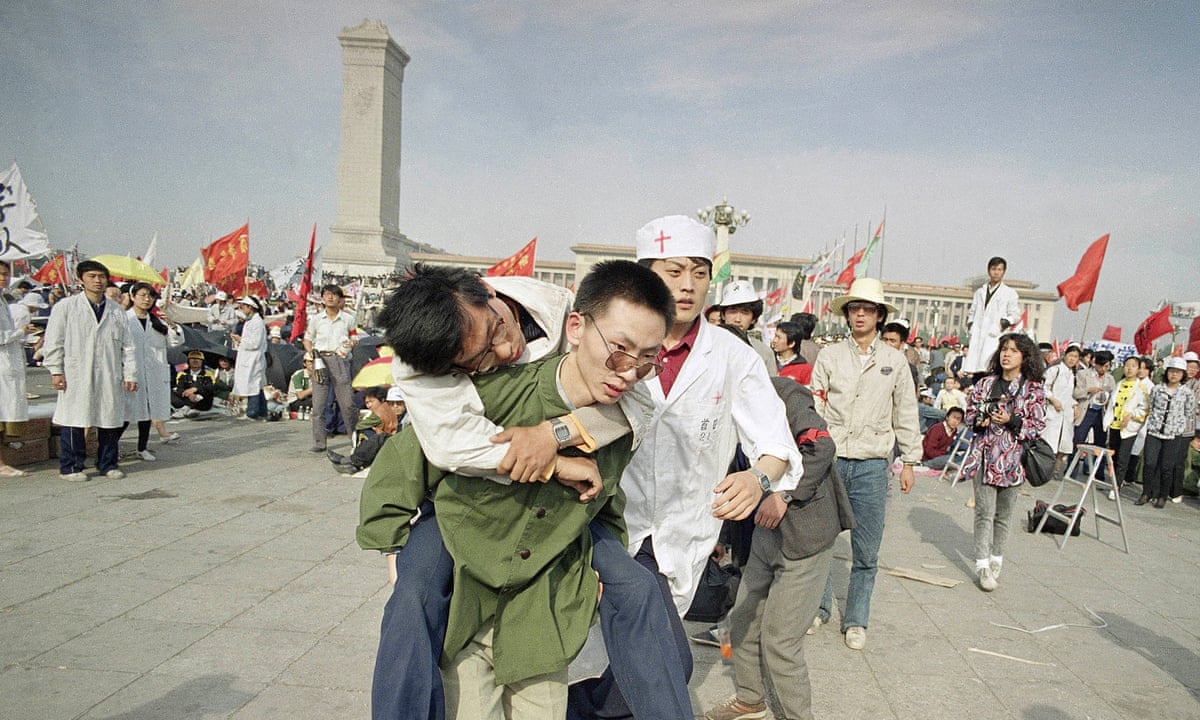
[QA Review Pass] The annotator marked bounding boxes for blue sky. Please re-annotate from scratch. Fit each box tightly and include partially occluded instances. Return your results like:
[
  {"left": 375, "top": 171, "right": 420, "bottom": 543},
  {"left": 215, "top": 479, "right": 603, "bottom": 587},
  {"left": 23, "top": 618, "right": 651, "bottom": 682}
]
[{"left": 3, "top": 1, "right": 1197, "bottom": 342}]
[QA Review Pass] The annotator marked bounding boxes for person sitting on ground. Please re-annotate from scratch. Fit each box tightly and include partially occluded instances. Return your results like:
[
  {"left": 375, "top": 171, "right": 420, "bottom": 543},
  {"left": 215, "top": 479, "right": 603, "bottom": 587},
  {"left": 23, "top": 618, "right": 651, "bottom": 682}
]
[
  {"left": 934, "top": 374, "right": 968, "bottom": 412},
  {"left": 917, "top": 388, "right": 947, "bottom": 433},
  {"left": 287, "top": 354, "right": 315, "bottom": 415},
  {"left": 212, "top": 356, "right": 235, "bottom": 401},
  {"left": 922, "top": 406, "right": 964, "bottom": 470},
  {"left": 173, "top": 350, "right": 216, "bottom": 417},
  {"left": 329, "top": 386, "right": 407, "bottom": 474}
]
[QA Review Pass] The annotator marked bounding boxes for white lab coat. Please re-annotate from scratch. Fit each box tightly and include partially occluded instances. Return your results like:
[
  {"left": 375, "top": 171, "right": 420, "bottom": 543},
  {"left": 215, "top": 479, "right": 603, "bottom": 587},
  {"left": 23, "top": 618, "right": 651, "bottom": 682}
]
[
  {"left": 620, "top": 320, "right": 802, "bottom": 616},
  {"left": 0, "top": 300, "right": 27, "bottom": 422},
  {"left": 962, "top": 281, "right": 1020, "bottom": 374},
  {"left": 124, "top": 310, "right": 184, "bottom": 422},
  {"left": 41, "top": 294, "right": 137, "bottom": 428},
  {"left": 233, "top": 314, "right": 266, "bottom": 396},
  {"left": 1040, "top": 362, "right": 1077, "bottom": 454}
]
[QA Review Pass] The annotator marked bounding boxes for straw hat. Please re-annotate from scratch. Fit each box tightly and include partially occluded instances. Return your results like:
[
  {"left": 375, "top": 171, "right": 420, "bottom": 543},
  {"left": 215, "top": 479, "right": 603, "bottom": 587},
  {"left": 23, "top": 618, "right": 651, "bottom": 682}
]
[{"left": 830, "top": 278, "right": 897, "bottom": 315}]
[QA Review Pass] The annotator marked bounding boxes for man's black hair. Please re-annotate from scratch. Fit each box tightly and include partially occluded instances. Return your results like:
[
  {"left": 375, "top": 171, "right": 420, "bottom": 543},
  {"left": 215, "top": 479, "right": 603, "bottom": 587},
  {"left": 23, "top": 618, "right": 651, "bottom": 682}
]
[
  {"left": 0, "top": 259, "right": 10, "bottom": 271},
  {"left": 882, "top": 322, "right": 908, "bottom": 340},
  {"left": 775, "top": 321, "right": 801, "bottom": 350},
  {"left": 576, "top": 260, "right": 674, "bottom": 332},
  {"left": 378, "top": 264, "right": 490, "bottom": 375},
  {"left": 841, "top": 303, "right": 889, "bottom": 326},
  {"left": 788, "top": 312, "right": 817, "bottom": 340},
  {"left": 362, "top": 385, "right": 388, "bottom": 401},
  {"left": 987, "top": 256, "right": 1007, "bottom": 270},
  {"left": 946, "top": 406, "right": 965, "bottom": 419},
  {"left": 1093, "top": 350, "right": 1114, "bottom": 367},
  {"left": 320, "top": 284, "right": 345, "bottom": 298},
  {"left": 76, "top": 259, "right": 110, "bottom": 279}
]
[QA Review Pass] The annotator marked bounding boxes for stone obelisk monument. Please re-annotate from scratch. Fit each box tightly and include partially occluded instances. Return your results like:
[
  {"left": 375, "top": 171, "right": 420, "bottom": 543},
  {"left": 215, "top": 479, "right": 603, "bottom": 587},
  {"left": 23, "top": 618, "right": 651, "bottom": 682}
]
[{"left": 325, "top": 20, "right": 417, "bottom": 275}]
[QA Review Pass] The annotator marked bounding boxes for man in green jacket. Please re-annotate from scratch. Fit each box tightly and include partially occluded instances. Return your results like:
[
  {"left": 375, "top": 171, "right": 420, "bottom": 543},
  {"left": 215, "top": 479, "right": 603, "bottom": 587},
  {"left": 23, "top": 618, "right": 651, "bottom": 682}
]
[{"left": 361, "top": 260, "right": 676, "bottom": 719}]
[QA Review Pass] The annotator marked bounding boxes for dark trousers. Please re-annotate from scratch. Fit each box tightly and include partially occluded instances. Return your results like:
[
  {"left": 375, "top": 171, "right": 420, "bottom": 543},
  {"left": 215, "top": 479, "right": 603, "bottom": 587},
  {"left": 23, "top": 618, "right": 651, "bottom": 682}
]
[
  {"left": 1073, "top": 407, "right": 1107, "bottom": 479},
  {"left": 1143, "top": 435, "right": 1188, "bottom": 500},
  {"left": 349, "top": 432, "right": 388, "bottom": 469},
  {"left": 371, "top": 515, "right": 691, "bottom": 720},
  {"left": 1106, "top": 428, "right": 1135, "bottom": 489},
  {"left": 245, "top": 390, "right": 267, "bottom": 419},
  {"left": 121, "top": 420, "right": 152, "bottom": 452},
  {"left": 58, "top": 426, "right": 121, "bottom": 475},
  {"left": 172, "top": 391, "right": 214, "bottom": 411}
]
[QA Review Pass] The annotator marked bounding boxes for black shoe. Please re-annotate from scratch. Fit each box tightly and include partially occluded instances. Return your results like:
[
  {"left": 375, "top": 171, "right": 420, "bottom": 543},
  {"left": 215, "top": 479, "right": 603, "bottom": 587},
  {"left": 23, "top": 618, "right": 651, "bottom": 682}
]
[
  {"left": 1135, "top": 495, "right": 1149, "bottom": 506},
  {"left": 335, "top": 463, "right": 361, "bottom": 475},
  {"left": 327, "top": 450, "right": 346, "bottom": 464}
]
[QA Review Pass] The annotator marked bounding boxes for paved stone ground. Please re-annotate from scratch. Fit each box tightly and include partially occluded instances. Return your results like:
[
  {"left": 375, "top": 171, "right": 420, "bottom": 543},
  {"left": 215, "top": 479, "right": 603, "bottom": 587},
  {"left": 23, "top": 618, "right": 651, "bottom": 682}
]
[{"left": 3, "top": 366, "right": 1199, "bottom": 718}]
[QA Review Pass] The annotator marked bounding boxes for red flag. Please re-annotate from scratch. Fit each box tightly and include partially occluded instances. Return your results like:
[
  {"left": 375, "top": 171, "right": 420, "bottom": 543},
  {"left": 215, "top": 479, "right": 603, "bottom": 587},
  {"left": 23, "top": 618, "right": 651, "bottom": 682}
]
[
  {"left": 1012, "top": 307, "right": 1028, "bottom": 332},
  {"left": 835, "top": 248, "right": 867, "bottom": 290},
  {"left": 765, "top": 287, "right": 785, "bottom": 306},
  {"left": 245, "top": 278, "right": 269, "bottom": 298},
  {"left": 202, "top": 223, "right": 250, "bottom": 295},
  {"left": 1133, "top": 306, "right": 1173, "bottom": 355},
  {"left": 486, "top": 237, "right": 537, "bottom": 277},
  {"left": 1101, "top": 325, "right": 1122, "bottom": 342},
  {"left": 1189, "top": 317, "right": 1200, "bottom": 357},
  {"left": 801, "top": 297, "right": 814, "bottom": 314},
  {"left": 160, "top": 267, "right": 169, "bottom": 283},
  {"left": 820, "top": 300, "right": 832, "bottom": 317},
  {"left": 1056, "top": 234, "right": 1109, "bottom": 311},
  {"left": 906, "top": 322, "right": 919, "bottom": 344},
  {"left": 32, "top": 254, "right": 68, "bottom": 285},
  {"left": 290, "top": 224, "right": 317, "bottom": 342}
]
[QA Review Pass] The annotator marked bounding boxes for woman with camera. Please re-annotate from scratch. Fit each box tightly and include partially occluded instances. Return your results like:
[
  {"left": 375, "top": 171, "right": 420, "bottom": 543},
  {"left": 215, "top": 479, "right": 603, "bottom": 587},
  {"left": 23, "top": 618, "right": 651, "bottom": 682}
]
[{"left": 961, "top": 333, "right": 1046, "bottom": 591}]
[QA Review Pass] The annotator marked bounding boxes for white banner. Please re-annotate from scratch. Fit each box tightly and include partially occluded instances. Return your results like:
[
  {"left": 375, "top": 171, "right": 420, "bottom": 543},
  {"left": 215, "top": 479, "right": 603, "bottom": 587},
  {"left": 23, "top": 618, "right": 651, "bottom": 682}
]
[
  {"left": 268, "top": 257, "right": 304, "bottom": 290},
  {"left": 142, "top": 232, "right": 158, "bottom": 268},
  {"left": 1170, "top": 301, "right": 1200, "bottom": 320},
  {"left": 0, "top": 162, "right": 51, "bottom": 260}
]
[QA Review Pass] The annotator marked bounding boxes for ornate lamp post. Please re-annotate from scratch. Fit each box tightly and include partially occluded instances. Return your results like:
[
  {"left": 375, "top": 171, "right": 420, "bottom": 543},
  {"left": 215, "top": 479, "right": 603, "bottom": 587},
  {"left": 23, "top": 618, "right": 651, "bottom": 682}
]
[{"left": 696, "top": 198, "right": 750, "bottom": 294}]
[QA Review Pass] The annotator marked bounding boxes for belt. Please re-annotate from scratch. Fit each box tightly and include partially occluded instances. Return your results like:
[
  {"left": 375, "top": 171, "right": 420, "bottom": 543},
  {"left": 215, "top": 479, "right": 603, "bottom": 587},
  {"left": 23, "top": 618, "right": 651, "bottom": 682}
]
[{"left": 317, "top": 351, "right": 339, "bottom": 357}]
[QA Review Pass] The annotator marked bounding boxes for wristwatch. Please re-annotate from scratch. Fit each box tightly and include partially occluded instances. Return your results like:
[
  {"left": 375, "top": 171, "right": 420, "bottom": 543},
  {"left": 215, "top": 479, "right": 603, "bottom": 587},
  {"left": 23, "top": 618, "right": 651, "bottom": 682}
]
[
  {"left": 549, "top": 417, "right": 572, "bottom": 448},
  {"left": 749, "top": 468, "right": 771, "bottom": 493}
]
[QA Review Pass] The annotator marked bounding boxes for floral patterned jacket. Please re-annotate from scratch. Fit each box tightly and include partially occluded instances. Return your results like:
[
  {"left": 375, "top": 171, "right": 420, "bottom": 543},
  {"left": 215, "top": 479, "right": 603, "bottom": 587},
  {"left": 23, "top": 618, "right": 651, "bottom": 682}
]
[{"left": 962, "top": 374, "right": 1046, "bottom": 488}]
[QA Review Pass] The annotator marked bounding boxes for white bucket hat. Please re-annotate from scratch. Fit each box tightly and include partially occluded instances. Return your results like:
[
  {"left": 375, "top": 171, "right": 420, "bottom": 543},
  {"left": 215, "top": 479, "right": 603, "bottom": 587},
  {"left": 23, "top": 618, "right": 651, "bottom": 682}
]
[
  {"left": 635, "top": 215, "right": 716, "bottom": 262},
  {"left": 830, "top": 278, "right": 898, "bottom": 315},
  {"left": 1165, "top": 357, "right": 1188, "bottom": 372},
  {"left": 1184, "top": 351, "right": 1199, "bottom": 364},
  {"left": 716, "top": 280, "right": 762, "bottom": 310}
]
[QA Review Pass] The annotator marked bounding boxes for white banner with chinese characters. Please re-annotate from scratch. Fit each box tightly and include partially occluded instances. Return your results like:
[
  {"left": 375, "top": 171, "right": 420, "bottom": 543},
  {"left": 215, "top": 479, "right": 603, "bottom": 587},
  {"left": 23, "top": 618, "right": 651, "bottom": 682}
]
[{"left": 0, "top": 163, "right": 50, "bottom": 260}]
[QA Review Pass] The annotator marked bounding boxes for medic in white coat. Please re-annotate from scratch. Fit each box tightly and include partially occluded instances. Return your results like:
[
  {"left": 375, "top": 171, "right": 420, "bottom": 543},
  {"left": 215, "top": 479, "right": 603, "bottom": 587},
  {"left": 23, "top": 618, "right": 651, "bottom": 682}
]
[
  {"left": 962, "top": 257, "right": 1021, "bottom": 375},
  {"left": 231, "top": 297, "right": 267, "bottom": 398},
  {"left": 124, "top": 284, "right": 185, "bottom": 423}
]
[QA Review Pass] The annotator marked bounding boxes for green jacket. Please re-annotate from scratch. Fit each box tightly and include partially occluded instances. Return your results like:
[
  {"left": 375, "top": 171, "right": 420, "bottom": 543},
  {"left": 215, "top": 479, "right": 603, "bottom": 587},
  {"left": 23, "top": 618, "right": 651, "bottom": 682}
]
[{"left": 356, "top": 356, "right": 631, "bottom": 684}]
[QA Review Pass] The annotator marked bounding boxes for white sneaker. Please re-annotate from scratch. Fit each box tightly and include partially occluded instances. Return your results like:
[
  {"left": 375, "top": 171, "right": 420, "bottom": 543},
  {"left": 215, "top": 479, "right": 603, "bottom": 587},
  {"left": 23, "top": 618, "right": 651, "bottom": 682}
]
[
  {"left": 137, "top": 450, "right": 156, "bottom": 462},
  {"left": 1107, "top": 490, "right": 1116, "bottom": 501},
  {"left": 60, "top": 472, "right": 89, "bottom": 482},
  {"left": 1171, "top": 496, "right": 1183, "bottom": 504},
  {"left": 158, "top": 432, "right": 181, "bottom": 444},
  {"left": 806, "top": 615, "right": 825, "bottom": 636},
  {"left": 171, "top": 407, "right": 189, "bottom": 419},
  {"left": 844, "top": 626, "right": 867, "bottom": 650},
  {"left": 105, "top": 469, "right": 126, "bottom": 480},
  {"left": 989, "top": 559, "right": 1003, "bottom": 581},
  {"left": 978, "top": 566, "right": 997, "bottom": 591}
]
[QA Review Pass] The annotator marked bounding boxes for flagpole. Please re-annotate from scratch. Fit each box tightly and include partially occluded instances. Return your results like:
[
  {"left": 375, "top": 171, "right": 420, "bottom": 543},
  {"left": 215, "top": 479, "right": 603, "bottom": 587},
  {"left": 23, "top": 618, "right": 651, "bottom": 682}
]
[
  {"left": 878, "top": 206, "right": 886, "bottom": 280},
  {"left": 1080, "top": 303, "right": 1094, "bottom": 345}
]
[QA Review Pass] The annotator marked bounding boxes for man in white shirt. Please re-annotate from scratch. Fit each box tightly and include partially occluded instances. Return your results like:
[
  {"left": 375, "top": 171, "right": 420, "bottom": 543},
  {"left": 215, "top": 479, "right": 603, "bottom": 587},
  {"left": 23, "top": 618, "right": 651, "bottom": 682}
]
[
  {"left": 206, "top": 291, "right": 236, "bottom": 331},
  {"left": 303, "top": 284, "right": 358, "bottom": 452}
]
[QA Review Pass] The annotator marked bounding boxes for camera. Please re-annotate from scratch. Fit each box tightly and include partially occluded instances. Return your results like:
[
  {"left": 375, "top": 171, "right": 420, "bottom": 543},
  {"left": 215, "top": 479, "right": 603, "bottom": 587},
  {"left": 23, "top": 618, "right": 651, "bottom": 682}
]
[{"left": 979, "top": 400, "right": 1002, "bottom": 417}]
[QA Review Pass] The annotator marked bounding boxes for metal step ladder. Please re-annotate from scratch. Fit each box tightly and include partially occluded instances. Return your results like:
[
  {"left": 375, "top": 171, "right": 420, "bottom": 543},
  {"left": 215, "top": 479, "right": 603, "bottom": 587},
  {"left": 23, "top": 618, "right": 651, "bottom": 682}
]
[
  {"left": 942, "top": 428, "right": 975, "bottom": 487},
  {"left": 1033, "top": 444, "right": 1130, "bottom": 553}
]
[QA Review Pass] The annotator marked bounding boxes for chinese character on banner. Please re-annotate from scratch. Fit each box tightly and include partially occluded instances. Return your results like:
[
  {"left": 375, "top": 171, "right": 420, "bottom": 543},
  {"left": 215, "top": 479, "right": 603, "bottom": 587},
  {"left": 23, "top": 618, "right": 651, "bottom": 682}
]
[
  {"left": 202, "top": 223, "right": 250, "bottom": 295},
  {"left": 32, "top": 253, "right": 68, "bottom": 285}
]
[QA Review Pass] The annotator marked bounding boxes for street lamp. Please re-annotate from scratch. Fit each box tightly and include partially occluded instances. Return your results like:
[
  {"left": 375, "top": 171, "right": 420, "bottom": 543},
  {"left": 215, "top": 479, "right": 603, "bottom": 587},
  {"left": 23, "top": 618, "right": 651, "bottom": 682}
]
[{"left": 696, "top": 198, "right": 751, "bottom": 235}]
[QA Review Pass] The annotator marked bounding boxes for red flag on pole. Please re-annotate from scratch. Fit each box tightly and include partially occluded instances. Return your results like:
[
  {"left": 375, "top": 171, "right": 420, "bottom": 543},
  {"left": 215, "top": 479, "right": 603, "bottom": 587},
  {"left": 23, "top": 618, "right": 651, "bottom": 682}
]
[
  {"left": 1133, "top": 306, "right": 1173, "bottom": 355},
  {"left": 835, "top": 247, "right": 867, "bottom": 290},
  {"left": 202, "top": 223, "right": 250, "bottom": 295},
  {"left": 1056, "top": 234, "right": 1109, "bottom": 311},
  {"left": 32, "top": 253, "right": 68, "bottom": 285},
  {"left": 1102, "top": 325, "right": 1122, "bottom": 342},
  {"left": 289, "top": 224, "right": 317, "bottom": 342},
  {"left": 906, "top": 322, "right": 919, "bottom": 345},
  {"left": 801, "top": 297, "right": 814, "bottom": 314},
  {"left": 1189, "top": 317, "right": 1200, "bottom": 357},
  {"left": 486, "top": 237, "right": 537, "bottom": 277},
  {"left": 764, "top": 287, "right": 785, "bottom": 306},
  {"left": 820, "top": 300, "right": 832, "bottom": 317}
]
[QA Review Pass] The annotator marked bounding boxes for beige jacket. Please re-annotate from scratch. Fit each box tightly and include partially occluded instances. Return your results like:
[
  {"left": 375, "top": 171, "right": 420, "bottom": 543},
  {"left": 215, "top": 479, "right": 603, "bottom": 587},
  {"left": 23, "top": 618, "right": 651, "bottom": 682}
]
[{"left": 810, "top": 334, "right": 922, "bottom": 463}]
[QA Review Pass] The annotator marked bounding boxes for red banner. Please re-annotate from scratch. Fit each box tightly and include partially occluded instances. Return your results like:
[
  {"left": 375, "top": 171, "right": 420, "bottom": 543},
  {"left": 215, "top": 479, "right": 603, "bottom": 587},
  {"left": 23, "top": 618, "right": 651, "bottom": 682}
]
[
  {"left": 835, "top": 247, "right": 867, "bottom": 290},
  {"left": 202, "top": 223, "right": 250, "bottom": 295},
  {"left": 32, "top": 253, "right": 68, "bottom": 285},
  {"left": 290, "top": 224, "right": 317, "bottom": 342},
  {"left": 1057, "top": 234, "right": 1109, "bottom": 311},
  {"left": 1102, "top": 325, "right": 1122, "bottom": 342},
  {"left": 486, "top": 237, "right": 537, "bottom": 277},
  {"left": 1133, "top": 306, "right": 1173, "bottom": 355}
]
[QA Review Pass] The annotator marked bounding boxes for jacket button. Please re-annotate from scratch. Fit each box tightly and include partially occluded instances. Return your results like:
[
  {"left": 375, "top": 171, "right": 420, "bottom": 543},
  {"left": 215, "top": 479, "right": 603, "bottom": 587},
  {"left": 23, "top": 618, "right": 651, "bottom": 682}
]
[
  {"left": 535, "top": 507, "right": 547, "bottom": 519},
  {"left": 519, "top": 549, "right": 531, "bottom": 560}
]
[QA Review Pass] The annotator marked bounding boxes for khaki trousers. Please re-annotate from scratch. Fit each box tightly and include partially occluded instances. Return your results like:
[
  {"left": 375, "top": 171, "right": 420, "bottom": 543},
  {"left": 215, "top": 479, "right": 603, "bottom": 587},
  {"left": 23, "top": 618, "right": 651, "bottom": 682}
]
[{"left": 443, "top": 624, "right": 567, "bottom": 720}]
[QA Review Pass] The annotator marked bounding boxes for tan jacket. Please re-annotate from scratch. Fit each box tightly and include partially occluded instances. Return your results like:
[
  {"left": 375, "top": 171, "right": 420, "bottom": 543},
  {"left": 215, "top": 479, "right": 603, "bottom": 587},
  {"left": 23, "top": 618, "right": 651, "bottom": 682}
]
[{"left": 810, "top": 334, "right": 922, "bottom": 463}]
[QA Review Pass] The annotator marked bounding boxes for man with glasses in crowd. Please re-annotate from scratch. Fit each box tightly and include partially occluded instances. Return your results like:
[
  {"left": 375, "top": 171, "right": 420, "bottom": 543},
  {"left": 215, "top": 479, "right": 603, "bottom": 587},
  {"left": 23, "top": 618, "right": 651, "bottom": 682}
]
[{"left": 303, "top": 284, "right": 358, "bottom": 452}]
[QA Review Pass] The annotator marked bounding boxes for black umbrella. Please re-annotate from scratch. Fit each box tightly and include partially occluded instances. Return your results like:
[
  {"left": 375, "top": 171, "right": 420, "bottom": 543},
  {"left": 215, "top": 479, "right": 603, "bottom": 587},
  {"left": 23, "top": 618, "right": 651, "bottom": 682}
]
[
  {"left": 265, "top": 342, "right": 304, "bottom": 389},
  {"left": 350, "top": 336, "right": 386, "bottom": 377},
  {"left": 168, "top": 326, "right": 237, "bottom": 369}
]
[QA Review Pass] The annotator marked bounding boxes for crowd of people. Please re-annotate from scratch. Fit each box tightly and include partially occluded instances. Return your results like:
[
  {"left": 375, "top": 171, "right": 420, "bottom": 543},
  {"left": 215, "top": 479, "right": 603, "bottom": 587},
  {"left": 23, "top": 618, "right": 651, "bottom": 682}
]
[{"left": 5, "top": 237, "right": 1199, "bottom": 720}]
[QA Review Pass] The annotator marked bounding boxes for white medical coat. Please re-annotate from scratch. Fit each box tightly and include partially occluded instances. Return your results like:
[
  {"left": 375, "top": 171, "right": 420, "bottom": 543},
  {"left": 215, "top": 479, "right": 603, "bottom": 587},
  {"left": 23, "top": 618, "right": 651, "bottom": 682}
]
[
  {"left": 233, "top": 314, "right": 266, "bottom": 396},
  {"left": 0, "top": 300, "right": 27, "bottom": 422},
  {"left": 963, "top": 282, "right": 1020, "bottom": 374},
  {"left": 124, "top": 310, "right": 184, "bottom": 422},
  {"left": 1040, "top": 362, "right": 1077, "bottom": 454},
  {"left": 621, "top": 320, "right": 802, "bottom": 615},
  {"left": 42, "top": 294, "right": 137, "bottom": 428}
]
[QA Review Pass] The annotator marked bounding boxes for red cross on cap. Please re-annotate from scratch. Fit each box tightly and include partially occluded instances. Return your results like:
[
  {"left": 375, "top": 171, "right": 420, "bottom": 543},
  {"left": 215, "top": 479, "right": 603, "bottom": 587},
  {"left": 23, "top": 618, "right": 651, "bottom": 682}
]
[{"left": 655, "top": 230, "right": 670, "bottom": 253}]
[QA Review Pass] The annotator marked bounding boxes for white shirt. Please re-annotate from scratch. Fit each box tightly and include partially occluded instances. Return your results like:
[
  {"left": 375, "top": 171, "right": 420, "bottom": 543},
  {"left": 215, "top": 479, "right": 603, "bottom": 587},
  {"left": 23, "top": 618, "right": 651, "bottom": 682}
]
[{"left": 305, "top": 309, "right": 355, "bottom": 353}]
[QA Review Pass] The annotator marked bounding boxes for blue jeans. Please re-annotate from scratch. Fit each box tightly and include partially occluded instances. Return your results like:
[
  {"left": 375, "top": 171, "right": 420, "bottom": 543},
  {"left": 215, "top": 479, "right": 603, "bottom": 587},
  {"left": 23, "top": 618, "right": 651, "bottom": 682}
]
[
  {"left": 567, "top": 534, "right": 693, "bottom": 720},
  {"left": 372, "top": 515, "right": 690, "bottom": 720},
  {"left": 819, "top": 458, "right": 888, "bottom": 631}
]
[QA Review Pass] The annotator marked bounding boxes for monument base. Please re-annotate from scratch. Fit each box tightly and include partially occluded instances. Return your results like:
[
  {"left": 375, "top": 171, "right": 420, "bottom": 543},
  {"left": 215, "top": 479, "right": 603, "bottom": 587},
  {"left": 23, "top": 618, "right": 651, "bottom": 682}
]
[{"left": 324, "top": 224, "right": 416, "bottom": 276}]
